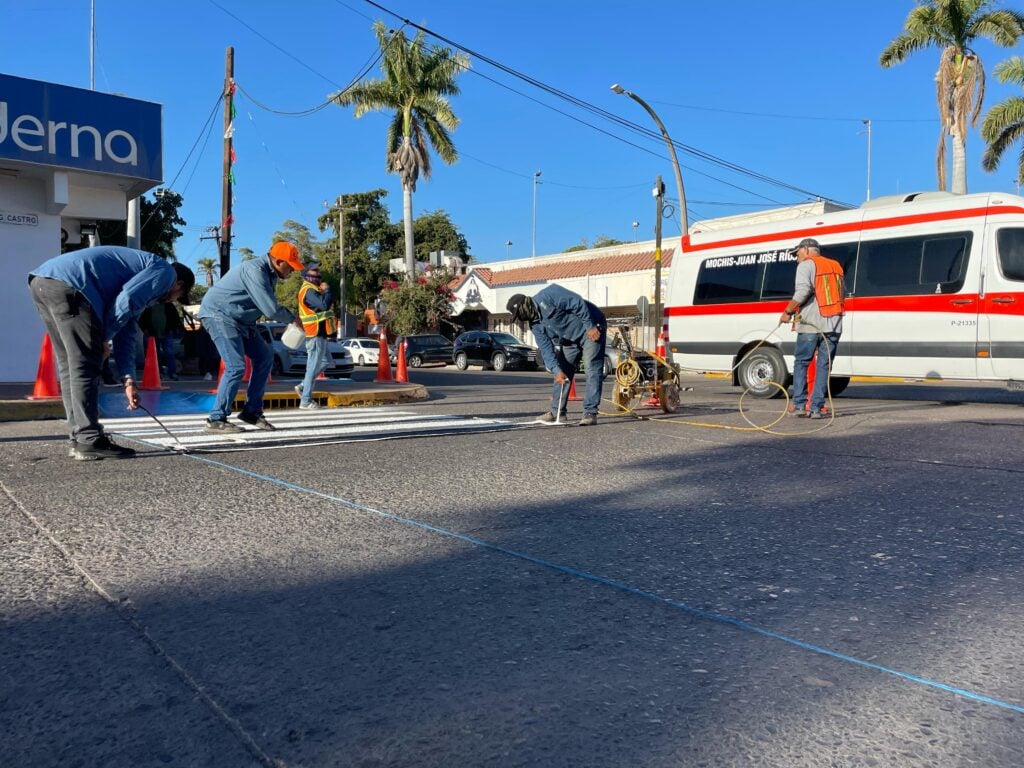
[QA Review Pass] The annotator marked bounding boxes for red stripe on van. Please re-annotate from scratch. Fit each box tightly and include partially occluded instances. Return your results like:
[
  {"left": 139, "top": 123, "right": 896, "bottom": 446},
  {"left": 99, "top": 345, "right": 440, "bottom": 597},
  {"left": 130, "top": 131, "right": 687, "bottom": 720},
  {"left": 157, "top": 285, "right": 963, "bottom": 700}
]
[
  {"left": 667, "top": 293, "right": 1024, "bottom": 317},
  {"left": 678, "top": 205, "right": 1024, "bottom": 254}
]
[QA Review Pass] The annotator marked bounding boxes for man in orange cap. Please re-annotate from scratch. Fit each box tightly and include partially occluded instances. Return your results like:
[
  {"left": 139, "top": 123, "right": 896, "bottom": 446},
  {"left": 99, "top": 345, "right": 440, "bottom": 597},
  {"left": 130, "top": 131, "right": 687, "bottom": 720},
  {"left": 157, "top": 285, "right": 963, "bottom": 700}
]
[{"left": 197, "top": 241, "right": 303, "bottom": 432}]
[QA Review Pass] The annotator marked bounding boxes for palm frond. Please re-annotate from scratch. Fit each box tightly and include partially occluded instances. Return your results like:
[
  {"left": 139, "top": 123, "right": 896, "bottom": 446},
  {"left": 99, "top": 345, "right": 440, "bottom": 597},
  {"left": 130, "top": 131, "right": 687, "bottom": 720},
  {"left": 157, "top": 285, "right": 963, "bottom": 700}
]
[
  {"left": 994, "top": 56, "right": 1024, "bottom": 87},
  {"left": 967, "top": 9, "right": 1024, "bottom": 47},
  {"left": 980, "top": 97, "right": 1024, "bottom": 170},
  {"left": 880, "top": 31, "right": 932, "bottom": 66}
]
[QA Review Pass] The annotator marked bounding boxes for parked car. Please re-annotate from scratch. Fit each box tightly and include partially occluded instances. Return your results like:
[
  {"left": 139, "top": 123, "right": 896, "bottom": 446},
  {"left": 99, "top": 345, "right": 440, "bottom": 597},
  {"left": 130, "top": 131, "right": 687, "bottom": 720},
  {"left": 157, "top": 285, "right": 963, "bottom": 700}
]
[
  {"left": 257, "top": 322, "right": 354, "bottom": 377},
  {"left": 340, "top": 337, "right": 382, "bottom": 366},
  {"left": 602, "top": 338, "right": 658, "bottom": 379},
  {"left": 452, "top": 331, "right": 539, "bottom": 372},
  {"left": 395, "top": 334, "right": 454, "bottom": 367}
]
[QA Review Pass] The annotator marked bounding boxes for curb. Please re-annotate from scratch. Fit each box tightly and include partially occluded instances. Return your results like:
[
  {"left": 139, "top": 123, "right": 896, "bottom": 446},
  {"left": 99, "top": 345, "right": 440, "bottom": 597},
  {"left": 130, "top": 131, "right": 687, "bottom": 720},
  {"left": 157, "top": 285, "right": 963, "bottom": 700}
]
[{"left": 0, "top": 400, "right": 65, "bottom": 423}]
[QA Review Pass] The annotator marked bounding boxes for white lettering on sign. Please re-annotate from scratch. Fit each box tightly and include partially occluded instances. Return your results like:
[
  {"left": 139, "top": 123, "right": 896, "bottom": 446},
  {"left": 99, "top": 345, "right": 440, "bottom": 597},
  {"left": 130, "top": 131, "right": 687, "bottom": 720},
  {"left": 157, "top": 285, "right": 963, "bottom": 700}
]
[
  {"left": 0, "top": 101, "right": 138, "bottom": 166},
  {"left": 0, "top": 210, "right": 40, "bottom": 226},
  {"left": 703, "top": 249, "right": 792, "bottom": 269}
]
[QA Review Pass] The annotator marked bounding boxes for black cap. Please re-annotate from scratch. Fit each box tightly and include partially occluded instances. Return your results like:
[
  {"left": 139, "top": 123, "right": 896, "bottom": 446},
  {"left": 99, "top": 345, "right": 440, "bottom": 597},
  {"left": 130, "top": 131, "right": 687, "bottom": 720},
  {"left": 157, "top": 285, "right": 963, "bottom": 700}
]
[
  {"left": 506, "top": 293, "right": 528, "bottom": 321},
  {"left": 789, "top": 237, "right": 820, "bottom": 254}
]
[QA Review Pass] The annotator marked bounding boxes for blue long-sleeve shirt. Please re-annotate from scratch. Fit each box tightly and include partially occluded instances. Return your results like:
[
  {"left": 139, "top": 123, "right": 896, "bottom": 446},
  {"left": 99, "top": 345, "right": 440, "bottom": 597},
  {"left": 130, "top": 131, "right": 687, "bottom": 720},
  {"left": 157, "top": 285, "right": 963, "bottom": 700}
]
[
  {"left": 29, "top": 246, "right": 177, "bottom": 379},
  {"left": 197, "top": 255, "right": 293, "bottom": 327},
  {"left": 529, "top": 284, "right": 606, "bottom": 375}
]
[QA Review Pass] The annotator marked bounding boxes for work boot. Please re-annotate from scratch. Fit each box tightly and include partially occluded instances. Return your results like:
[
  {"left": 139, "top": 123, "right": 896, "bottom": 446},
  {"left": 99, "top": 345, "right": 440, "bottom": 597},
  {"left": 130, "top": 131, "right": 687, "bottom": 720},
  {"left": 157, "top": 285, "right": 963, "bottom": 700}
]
[
  {"left": 537, "top": 411, "right": 566, "bottom": 423},
  {"left": 205, "top": 418, "right": 244, "bottom": 434},
  {"left": 238, "top": 410, "right": 276, "bottom": 430},
  {"left": 578, "top": 414, "right": 598, "bottom": 427},
  {"left": 72, "top": 435, "right": 136, "bottom": 461}
]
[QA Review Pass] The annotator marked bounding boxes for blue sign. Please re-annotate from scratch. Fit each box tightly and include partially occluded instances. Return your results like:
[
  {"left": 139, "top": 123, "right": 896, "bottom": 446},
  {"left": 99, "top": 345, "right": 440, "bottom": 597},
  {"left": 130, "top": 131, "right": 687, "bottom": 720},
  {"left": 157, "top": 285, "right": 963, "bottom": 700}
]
[{"left": 0, "top": 72, "right": 161, "bottom": 181}]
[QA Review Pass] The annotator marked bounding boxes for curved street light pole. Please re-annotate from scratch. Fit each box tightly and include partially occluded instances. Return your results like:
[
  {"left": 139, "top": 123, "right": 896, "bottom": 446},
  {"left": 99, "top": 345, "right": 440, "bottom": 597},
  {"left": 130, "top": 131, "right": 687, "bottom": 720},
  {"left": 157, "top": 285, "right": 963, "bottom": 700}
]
[{"left": 611, "top": 84, "right": 687, "bottom": 357}]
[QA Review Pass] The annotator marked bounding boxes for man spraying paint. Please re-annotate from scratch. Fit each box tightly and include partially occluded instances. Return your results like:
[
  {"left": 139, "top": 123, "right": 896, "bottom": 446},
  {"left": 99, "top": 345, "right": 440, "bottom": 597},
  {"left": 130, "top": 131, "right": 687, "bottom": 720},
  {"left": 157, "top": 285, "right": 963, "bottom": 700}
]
[{"left": 507, "top": 284, "right": 607, "bottom": 426}]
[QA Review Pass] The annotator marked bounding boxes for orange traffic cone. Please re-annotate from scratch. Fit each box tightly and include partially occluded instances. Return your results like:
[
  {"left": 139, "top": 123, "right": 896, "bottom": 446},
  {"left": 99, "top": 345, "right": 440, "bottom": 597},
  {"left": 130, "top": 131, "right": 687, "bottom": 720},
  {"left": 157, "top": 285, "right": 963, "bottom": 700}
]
[
  {"left": 567, "top": 378, "right": 582, "bottom": 401},
  {"left": 805, "top": 355, "right": 817, "bottom": 413},
  {"left": 375, "top": 331, "right": 394, "bottom": 383},
  {"left": 395, "top": 342, "right": 408, "bottom": 383},
  {"left": 139, "top": 336, "right": 167, "bottom": 390},
  {"left": 209, "top": 359, "right": 225, "bottom": 393},
  {"left": 26, "top": 334, "right": 61, "bottom": 400}
]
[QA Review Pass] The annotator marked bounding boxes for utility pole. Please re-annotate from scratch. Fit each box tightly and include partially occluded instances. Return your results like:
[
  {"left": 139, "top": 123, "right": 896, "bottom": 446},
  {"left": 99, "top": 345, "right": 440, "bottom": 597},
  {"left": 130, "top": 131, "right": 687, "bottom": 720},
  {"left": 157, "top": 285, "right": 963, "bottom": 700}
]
[
  {"left": 653, "top": 176, "right": 664, "bottom": 351},
  {"left": 220, "top": 47, "right": 235, "bottom": 277},
  {"left": 532, "top": 170, "right": 541, "bottom": 257},
  {"left": 330, "top": 197, "right": 360, "bottom": 338},
  {"left": 861, "top": 119, "right": 872, "bottom": 201}
]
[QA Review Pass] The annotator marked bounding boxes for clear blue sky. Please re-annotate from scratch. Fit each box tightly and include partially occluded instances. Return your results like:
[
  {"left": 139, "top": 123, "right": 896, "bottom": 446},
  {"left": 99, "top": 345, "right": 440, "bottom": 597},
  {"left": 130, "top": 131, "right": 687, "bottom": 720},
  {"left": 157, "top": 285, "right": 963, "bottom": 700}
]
[{"left": 7, "top": 1, "right": 1024, "bottom": 273}]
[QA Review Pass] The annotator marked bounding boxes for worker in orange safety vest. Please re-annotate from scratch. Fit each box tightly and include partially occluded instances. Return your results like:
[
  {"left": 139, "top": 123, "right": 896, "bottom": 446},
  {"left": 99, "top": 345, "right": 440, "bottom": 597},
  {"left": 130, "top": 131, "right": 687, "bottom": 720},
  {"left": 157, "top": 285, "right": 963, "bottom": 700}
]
[
  {"left": 779, "top": 237, "right": 845, "bottom": 419},
  {"left": 295, "top": 265, "right": 337, "bottom": 410}
]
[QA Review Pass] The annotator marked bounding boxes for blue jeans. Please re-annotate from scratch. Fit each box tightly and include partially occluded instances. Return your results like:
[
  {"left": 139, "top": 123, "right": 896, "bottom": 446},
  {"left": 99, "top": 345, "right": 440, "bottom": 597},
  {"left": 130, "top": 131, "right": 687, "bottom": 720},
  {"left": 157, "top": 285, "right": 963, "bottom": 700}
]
[
  {"left": 203, "top": 316, "right": 273, "bottom": 421},
  {"left": 792, "top": 332, "right": 840, "bottom": 412},
  {"left": 300, "top": 336, "right": 331, "bottom": 405},
  {"left": 550, "top": 331, "right": 606, "bottom": 417}
]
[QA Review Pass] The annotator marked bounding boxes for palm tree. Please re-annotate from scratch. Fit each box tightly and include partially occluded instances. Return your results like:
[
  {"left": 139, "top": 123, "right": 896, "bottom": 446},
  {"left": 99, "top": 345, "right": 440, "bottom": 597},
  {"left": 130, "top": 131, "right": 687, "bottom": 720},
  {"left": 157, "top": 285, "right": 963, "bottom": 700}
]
[
  {"left": 331, "top": 21, "right": 468, "bottom": 279},
  {"left": 981, "top": 56, "right": 1024, "bottom": 181},
  {"left": 880, "top": 0, "right": 1024, "bottom": 194},
  {"left": 196, "top": 257, "right": 218, "bottom": 288}
]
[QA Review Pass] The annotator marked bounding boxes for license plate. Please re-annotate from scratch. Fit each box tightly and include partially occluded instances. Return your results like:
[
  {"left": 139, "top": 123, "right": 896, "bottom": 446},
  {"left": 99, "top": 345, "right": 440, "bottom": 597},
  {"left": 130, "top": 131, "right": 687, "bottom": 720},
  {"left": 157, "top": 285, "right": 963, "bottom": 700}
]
[{"left": 1008, "top": 380, "right": 1024, "bottom": 392}]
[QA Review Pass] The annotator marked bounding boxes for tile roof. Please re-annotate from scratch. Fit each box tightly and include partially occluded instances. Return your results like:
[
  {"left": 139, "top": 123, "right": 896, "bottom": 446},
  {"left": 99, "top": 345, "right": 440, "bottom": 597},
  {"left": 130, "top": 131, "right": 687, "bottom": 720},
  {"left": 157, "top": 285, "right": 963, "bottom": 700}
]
[{"left": 463, "top": 248, "right": 674, "bottom": 288}]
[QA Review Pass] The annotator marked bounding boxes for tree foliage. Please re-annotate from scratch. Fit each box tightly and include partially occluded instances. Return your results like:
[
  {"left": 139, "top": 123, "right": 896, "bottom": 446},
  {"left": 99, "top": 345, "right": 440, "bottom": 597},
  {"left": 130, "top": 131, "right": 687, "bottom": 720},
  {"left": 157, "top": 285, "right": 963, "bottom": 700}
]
[
  {"left": 331, "top": 21, "right": 469, "bottom": 278},
  {"left": 196, "top": 257, "right": 218, "bottom": 287},
  {"left": 880, "top": 0, "right": 1024, "bottom": 193},
  {"left": 981, "top": 56, "right": 1024, "bottom": 179},
  {"left": 95, "top": 188, "right": 186, "bottom": 257},
  {"left": 398, "top": 209, "right": 471, "bottom": 262},
  {"left": 378, "top": 269, "right": 456, "bottom": 336},
  {"left": 562, "top": 235, "right": 626, "bottom": 253}
]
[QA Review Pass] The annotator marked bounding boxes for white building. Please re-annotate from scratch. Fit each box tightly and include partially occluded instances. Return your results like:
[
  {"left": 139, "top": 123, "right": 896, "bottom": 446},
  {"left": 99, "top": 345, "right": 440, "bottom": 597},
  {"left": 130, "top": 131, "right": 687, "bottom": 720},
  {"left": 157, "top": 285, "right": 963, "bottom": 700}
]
[{"left": 0, "top": 72, "right": 162, "bottom": 381}]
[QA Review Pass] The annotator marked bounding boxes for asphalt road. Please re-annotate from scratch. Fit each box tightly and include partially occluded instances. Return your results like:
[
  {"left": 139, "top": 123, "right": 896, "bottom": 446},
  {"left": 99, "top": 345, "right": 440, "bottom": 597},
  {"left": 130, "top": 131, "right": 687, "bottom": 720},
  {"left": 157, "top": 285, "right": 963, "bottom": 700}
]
[{"left": 2, "top": 367, "right": 1023, "bottom": 767}]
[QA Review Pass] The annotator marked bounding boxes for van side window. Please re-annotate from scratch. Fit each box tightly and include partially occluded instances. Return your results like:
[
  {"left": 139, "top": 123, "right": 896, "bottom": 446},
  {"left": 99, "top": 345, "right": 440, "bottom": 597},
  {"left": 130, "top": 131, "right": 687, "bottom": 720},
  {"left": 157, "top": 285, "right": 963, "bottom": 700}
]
[
  {"left": 762, "top": 242, "right": 859, "bottom": 299},
  {"left": 694, "top": 258, "right": 762, "bottom": 304},
  {"left": 996, "top": 228, "right": 1024, "bottom": 281},
  {"left": 855, "top": 232, "right": 971, "bottom": 296}
]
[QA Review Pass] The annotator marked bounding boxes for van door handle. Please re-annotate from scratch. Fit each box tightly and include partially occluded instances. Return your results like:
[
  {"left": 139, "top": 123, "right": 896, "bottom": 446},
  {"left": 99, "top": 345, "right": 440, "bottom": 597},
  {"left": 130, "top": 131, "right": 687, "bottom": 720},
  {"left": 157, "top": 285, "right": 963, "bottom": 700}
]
[
  {"left": 991, "top": 297, "right": 1016, "bottom": 304},
  {"left": 950, "top": 299, "right": 974, "bottom": 305}
]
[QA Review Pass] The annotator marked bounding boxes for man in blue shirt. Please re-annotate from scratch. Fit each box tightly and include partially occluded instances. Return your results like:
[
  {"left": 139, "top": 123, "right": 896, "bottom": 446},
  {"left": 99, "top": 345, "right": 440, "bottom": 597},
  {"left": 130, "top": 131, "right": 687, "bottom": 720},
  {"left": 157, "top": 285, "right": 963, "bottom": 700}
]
[
  {"left": 507, "top": 284, "right": 607, "bottom": 426},
  {"left": 29, "top": 246, "right": 195, "bottom": 460},
  {"left": 198, "top": 241, "right": 302, "bottom": 432}
]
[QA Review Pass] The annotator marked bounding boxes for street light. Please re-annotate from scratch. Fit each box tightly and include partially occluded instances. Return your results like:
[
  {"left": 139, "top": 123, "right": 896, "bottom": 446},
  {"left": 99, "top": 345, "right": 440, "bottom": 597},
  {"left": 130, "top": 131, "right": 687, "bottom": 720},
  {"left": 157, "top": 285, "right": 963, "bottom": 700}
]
[
  {"left": 632, "top": 219, "right": 639, "bottom": 242},
  {"left": 505, "top": 239, "right": 513, "bottom": 259},
  {"left": 860, "top": 119, "right": 872, "bottom": 201},
  {"left": 611, "top": 83, "right": 687, "bottom": 358},
  {"left": 532, "top": 170, "right": 542, "bottom": 257}
]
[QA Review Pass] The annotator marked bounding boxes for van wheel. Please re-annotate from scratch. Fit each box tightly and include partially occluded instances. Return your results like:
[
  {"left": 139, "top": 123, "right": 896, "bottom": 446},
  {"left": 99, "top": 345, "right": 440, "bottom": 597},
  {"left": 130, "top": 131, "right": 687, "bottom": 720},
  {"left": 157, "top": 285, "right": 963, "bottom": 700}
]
[
  {"left": 828, "top": 376, "right": 850, "bottom": 397},
  {"left": 455, "top": 352, "right": 469, "bottom": 370},
  {"left": 737, "top": 346, "right": 787, "bottom": 399},
  {"left": 408, "top": 354, "right": 423, "bottom": 368},
  {"left": 491, "top": 352, "right": 507, "bottom": 372}
]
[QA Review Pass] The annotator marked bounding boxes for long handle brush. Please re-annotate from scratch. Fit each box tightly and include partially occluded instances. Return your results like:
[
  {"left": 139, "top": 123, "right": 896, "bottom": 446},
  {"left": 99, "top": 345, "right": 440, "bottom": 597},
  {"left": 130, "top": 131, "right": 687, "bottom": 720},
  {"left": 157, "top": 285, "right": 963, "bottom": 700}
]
[{"left": 137, "top": 403, "right": 191, "bottom": 453}]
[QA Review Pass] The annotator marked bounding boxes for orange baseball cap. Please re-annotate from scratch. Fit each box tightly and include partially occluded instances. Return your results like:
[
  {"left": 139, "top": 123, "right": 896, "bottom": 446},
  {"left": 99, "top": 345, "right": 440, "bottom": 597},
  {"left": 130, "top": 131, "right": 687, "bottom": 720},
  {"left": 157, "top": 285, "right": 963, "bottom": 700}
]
[{"left": 269, "top": 241, "right": 304, "bottom": 272}]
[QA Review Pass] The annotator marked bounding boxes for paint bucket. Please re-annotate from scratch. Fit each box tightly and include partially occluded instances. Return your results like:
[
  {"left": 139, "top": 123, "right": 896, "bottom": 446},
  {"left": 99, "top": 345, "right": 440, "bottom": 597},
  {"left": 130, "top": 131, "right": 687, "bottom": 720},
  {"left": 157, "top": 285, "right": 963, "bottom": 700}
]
[{"left": 281, "top": 323, "right": 306, "bottom": 350}]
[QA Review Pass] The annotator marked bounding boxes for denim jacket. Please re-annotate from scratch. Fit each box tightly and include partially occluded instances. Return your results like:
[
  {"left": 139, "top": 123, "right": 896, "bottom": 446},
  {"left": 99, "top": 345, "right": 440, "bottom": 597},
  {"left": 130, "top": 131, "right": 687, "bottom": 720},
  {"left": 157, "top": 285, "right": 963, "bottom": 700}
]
[
  {"left": 29, "top": 246, "right": 176, "bottom": 379},
  {"left": 198, "top": 255, "right": 293, "bottom": 326},
  {"left": 530, "top": 284, "right": 606, "bottom": 375}
]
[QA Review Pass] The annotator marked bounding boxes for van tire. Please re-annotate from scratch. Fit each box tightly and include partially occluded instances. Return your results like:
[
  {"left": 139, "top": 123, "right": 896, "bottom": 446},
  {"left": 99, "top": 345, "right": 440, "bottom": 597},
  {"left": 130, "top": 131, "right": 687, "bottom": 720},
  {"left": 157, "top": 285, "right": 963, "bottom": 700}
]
[
  {"left": 737, "top": 346, "right": 787, "bottom": 399},
  {"left": 829, "top": 376, "right": 850, "bottom": 397}
]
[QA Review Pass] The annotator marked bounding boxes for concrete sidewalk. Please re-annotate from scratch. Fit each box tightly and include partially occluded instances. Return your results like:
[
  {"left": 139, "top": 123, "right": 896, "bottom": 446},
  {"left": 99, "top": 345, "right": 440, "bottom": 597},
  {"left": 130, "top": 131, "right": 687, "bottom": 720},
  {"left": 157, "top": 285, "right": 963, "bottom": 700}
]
[{"left": 0, "top": 375, "right": 427, "bottom": 422}]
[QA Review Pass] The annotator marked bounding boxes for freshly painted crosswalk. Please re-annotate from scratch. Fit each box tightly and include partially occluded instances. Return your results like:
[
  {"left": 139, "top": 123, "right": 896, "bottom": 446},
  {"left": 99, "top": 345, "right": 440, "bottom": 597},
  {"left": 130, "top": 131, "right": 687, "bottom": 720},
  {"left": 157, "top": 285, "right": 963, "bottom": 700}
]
[{"left": 101, "top": 407, "right": 521, "bottom": 452}]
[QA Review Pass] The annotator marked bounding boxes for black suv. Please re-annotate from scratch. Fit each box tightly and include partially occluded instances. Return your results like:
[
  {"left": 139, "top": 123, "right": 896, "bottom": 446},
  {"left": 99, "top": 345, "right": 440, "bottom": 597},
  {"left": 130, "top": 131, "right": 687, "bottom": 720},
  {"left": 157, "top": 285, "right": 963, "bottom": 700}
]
[
  {"left": 396, "top": 334, "right": 454, "bottom": 367},
  {"left": 452, "top": 331, "right": 539, "bottom": 372}
]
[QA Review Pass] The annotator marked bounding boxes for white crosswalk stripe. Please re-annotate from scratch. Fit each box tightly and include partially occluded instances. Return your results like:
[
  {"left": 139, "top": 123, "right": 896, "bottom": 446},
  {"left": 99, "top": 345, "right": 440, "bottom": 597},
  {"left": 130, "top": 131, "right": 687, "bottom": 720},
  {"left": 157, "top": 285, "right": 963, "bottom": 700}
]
[{"left": 102, "top": 407, "right": 521, "bottom": 452}]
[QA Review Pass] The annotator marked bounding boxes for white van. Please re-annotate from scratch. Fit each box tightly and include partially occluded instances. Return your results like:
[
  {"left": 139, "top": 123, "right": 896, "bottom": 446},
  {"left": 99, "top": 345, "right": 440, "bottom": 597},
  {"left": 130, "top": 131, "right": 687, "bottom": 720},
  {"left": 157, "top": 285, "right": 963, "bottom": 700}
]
[{"left": 665, "top": 191, "right": 1024, "bottom": 396}]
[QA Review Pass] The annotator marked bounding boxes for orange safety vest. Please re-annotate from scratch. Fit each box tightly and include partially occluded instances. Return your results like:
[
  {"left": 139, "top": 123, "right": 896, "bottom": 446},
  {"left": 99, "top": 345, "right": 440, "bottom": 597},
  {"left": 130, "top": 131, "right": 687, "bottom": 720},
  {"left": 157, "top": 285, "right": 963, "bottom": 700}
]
[
  {"left": 809, "top": 255, "right": 845, "bottom": 317},
  {"left": 297, "top": 282, "right": 338, "bottom": 336}
]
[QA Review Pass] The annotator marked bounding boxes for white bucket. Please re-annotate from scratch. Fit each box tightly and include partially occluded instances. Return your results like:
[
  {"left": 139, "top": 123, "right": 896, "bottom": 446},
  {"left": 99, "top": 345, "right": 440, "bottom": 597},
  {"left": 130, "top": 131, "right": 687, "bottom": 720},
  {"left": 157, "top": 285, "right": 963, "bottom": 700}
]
[{"left": 281, "top": 323, "right": 306, "bottom": 350}]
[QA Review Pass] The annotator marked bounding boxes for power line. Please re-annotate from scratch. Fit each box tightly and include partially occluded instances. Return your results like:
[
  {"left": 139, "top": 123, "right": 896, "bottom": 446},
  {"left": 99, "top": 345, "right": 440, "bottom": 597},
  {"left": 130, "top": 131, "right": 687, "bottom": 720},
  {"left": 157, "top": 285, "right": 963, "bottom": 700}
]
[
  {"left": 651, "top": 99, "right": 937, "bottom": 124},
  {"left": 360, "top": 0, "right": 843, "bottom": 205}
]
